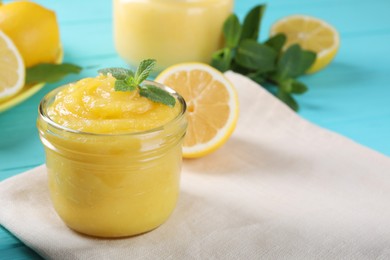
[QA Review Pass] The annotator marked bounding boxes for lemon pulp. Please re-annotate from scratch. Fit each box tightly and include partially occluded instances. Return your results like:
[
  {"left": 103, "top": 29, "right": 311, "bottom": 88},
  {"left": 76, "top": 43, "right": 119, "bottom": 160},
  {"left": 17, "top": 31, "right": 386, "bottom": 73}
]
[
  {"left": 0, "top": 30, "right": 25, "bottom": 101},
  {"left": 156, "top": 62, "right": 239, "bottom": 158}
]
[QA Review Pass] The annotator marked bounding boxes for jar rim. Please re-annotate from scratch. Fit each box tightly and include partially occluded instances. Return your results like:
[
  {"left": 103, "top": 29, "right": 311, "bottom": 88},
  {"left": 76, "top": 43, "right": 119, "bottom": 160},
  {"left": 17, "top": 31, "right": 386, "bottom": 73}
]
[{"left": 38, "top": 80, "right": 187, "bottom": 137}]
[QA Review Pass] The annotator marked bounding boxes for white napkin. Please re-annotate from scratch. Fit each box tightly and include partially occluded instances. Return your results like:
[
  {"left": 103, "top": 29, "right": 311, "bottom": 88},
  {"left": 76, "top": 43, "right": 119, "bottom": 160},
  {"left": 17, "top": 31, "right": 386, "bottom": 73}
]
[{"left": 1, "top": 71, "right": 390, "bottom": 260}]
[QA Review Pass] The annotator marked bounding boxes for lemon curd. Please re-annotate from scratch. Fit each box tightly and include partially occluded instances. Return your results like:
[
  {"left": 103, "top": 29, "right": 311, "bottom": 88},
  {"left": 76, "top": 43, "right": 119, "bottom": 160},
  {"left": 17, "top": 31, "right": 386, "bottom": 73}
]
[
  {"left": 37, "top": 75, "right": 187, "bottom": 237},
  {"left": 113, "top": 0, "right": 233, "bottom": 71},
  {"left": 47, "top": 75, "right": 181, "bottom": 133}
]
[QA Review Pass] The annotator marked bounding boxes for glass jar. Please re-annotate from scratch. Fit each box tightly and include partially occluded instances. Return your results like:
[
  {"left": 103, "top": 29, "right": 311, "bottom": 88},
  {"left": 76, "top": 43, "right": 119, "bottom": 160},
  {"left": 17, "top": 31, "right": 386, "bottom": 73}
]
[
  {"left": 113, "top": 0, "right": 234, "bottom": 72},
  {"left": 37, "top": 81, "right": 187, "bottom": 238}
]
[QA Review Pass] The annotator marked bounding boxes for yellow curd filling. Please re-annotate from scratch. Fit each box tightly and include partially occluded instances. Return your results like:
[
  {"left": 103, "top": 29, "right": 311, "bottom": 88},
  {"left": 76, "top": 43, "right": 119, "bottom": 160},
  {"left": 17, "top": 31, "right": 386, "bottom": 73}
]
[
  {"left": 38, "top": 74, "right": 187, "bottom": 237},
  {"left": 47, "top": 74, "right": 181, "bottom": 134}
]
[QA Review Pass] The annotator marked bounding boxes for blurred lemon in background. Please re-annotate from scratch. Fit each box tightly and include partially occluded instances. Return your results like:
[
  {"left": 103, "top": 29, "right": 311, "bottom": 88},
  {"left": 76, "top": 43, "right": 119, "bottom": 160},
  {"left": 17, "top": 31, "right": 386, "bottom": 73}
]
[
  {"left": 271, "top": 15, "right": 339, "bottom": 73},
  {"left": 0, "top": 1, "right": 60, "bottom": 68}
]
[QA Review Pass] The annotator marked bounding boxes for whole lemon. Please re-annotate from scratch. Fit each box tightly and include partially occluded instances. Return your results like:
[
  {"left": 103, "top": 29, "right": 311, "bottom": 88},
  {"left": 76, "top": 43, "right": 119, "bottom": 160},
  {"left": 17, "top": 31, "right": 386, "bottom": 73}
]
[{"left": 0, "top": 1, "right": 60, "bottom": 68}]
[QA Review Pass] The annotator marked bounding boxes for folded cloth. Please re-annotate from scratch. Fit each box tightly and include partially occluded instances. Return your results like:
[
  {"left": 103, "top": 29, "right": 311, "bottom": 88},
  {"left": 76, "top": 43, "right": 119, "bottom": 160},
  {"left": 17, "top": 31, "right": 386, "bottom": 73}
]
[{"left": 1, "top": 71, "right": 390, "bottom": 260}]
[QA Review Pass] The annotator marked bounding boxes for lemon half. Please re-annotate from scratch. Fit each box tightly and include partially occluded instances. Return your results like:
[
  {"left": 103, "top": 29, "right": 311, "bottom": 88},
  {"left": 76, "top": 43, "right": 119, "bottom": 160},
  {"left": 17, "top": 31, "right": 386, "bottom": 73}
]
[
  {"left": 157, "top": 63, "right": 239, "bottom": 158},
  {"left": 271, "top": 15, "right": 340, "bottom": 73}
]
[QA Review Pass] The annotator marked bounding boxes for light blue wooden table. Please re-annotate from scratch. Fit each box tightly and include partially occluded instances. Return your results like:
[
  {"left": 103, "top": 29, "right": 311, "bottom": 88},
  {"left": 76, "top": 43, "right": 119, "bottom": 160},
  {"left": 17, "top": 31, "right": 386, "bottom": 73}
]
[{"left": 1, "top": 0, "right": 389, "bottom": 258}]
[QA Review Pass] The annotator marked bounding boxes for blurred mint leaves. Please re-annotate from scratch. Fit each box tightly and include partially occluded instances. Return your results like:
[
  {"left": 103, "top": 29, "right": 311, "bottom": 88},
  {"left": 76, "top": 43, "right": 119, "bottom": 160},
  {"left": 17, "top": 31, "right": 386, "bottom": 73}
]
[
  {"left": 25, "top": 63, "right": 82, "bottom": 85},
  {"left": 211, "top": 4, "right": 316, "bottom": 111}
]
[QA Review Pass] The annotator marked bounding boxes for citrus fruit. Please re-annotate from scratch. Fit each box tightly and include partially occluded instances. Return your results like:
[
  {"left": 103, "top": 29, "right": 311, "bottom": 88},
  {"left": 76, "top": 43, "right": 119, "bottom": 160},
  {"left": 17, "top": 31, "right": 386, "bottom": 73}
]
[
  {"left": 0, "top": 30, "right": 25, "bottom": 101},
  {"left": 0, "top": 1, "right": 60, "bottom": 68},
  {"left": 270, "top": 15, "right": 339, "bottom": 73},
  {"left": 156, "top": 63, "right": 239, "bottom": 158}
]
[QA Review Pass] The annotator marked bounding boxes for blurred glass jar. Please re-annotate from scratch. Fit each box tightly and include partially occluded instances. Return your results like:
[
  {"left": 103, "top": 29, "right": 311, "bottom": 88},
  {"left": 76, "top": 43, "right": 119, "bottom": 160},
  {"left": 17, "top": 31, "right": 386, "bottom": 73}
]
[
  {"left": 113, "top": 0, "right": 234, "bottom": 72},
  {"left": 37, "top": 81, "right": 187, "bottom": 238}
]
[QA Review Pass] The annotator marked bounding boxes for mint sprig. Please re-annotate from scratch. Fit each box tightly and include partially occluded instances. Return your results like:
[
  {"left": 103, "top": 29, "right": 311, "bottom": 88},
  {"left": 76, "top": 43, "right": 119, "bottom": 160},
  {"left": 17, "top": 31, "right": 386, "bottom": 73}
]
[
  {"left": 211, "top": 4, "right": 317, "bottom": 111},
  {"left": 98, "top": 59, "right": 176, "bottom": 107}
]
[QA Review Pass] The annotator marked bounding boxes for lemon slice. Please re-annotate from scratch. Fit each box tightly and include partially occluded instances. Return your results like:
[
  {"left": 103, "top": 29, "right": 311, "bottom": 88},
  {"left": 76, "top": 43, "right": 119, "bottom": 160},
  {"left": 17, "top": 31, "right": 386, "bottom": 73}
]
[
  {"left": 156, "top": 63, "right": 239, "bottom": 158},
  {"left": 0, "top": 30, "right": 25, "bottom": 101},
  {"left": 270, "top": 15, "right": 340, "bottom": 73}
]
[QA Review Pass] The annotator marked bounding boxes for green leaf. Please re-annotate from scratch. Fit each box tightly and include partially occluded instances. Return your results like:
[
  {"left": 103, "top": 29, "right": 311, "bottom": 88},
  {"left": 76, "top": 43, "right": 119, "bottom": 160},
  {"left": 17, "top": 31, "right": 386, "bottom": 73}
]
[
  {"left": 211, "top": 48, "right": 233, "bottom": 72},
  {"left": 115, "top": 79, "right": 136, "bottom": 92},
  {"left": 134, "top": 59, "right": 156, "bottom": 85},
  {"left": 240, "top": 4, "right": 266, "bottom": 41},
  {"left": 292, "top": 80, "right": 308, "bottom": 94},
  {"left": 25, "top": 63, "right": 82, "bottom": 84},
  {"left": 223, "top": 14, "right": 242, "bottom": 48},
  {"left": 98, "top": 67, "right": 134, "bottom": 80},
  {"left": 280, "top": 78, "right": 308, "bottom": 94},
  {"left": 247, "top": 72, "right": 266, "bottom": 85},
  {"left": 235, "top": 39, "right": 277, "bottom": 72},
  {"left": 276, "top": 88, "right": 299, "bottom": 111},
  {"left": 208, "top": 5, "right": 316, "bottom": 112},
  {"left": 230, "top": 61, "right": 251, "bottom": 75},
  {"left": 139, "top": 85, "right": 176, "bottom": 107},
  {"left": 125, "top": 76, "right": 138, "bottom": 88},
  {"left": 277, "top": 44, "right": 316, "bottom": 79},
  {"left": 265, "top": 33, "right": 287, "bottom": 53}
]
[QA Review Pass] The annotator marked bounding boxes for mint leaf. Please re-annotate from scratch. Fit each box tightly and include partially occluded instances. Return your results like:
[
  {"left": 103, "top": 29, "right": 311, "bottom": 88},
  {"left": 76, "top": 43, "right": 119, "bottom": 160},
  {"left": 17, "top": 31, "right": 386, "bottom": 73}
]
[
  {"left": 277, "top": 44, "right": 316, "bottom": 79},
  {"left": 235, "top": 39, "right": 277, "bottom": 72},
  {"left": 277, "top": 88, "right": 299, "bottom": 111},
  {"left": 211, "top": 48, "right": 233, "bottom": 72},
  {"left": 265, "top": 33, "right": 287, "bottom": 53},
  {"left": 125, "top": 76, "right": 138, "bottom": 89},
  {"left": 139, "top": 85, "right": 176, "bottom": 107},
  {"left": 115, "top": 79, "right": 136, "bottom": 91},
  {"left": 134, "top": 59, "right": 156, "bottom": 85},
  {"left": 240, "top": 4, "right": 266, "bottom": 42},
  {"left": 26, "top": 63, "right": 82, "bottom": 84},
  {"left": 280, "top": 78, "right": 308, "bottom": 94},
  {"left": 98, "top": 67, "right": 134, "bottom": 80},
  {"left": 247, "top": 71, "right": 266, "bottom": 85},
  {"left": 223, "top": 14, "right": 242, "bottom": 48},
  {"left": 291, "top": 80, "right": 308, "bottom": 94}
]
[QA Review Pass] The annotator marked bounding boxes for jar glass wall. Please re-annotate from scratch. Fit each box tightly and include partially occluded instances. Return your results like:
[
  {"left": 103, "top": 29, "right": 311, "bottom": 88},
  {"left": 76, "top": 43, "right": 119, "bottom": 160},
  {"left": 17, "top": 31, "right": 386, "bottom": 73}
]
[{"left": 37, "top": 81, "right": 187, "bottom": 238}]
